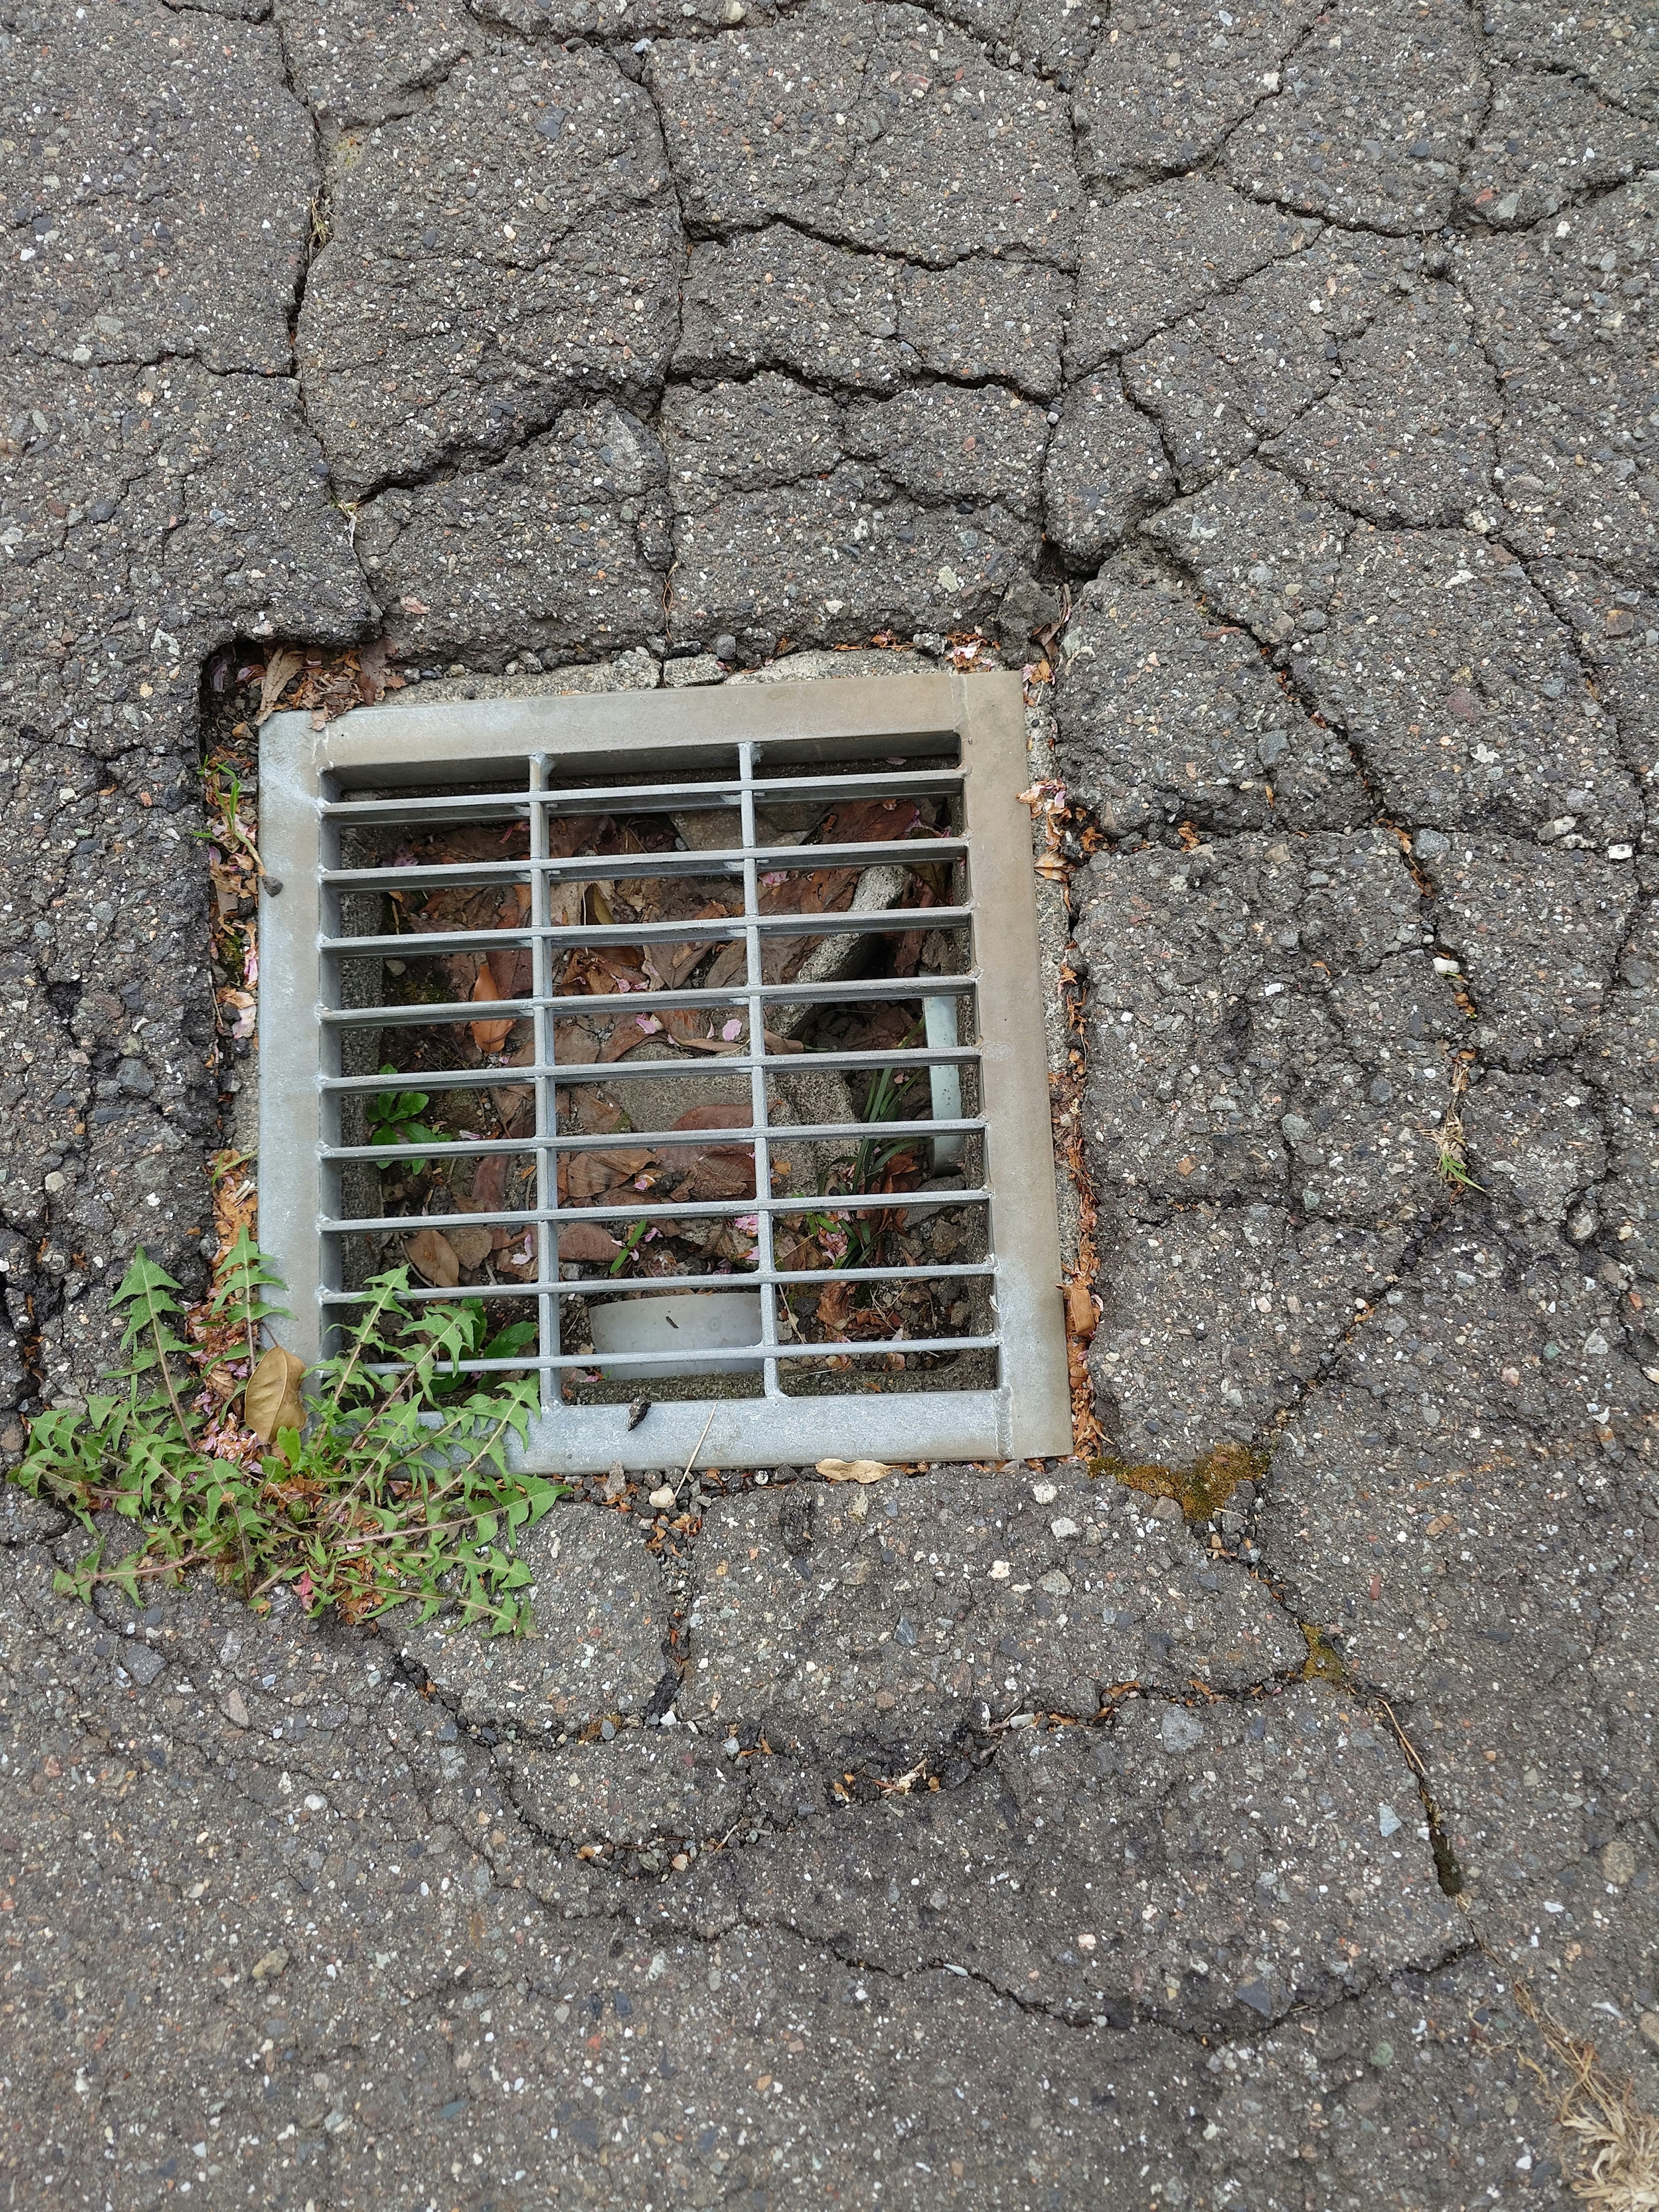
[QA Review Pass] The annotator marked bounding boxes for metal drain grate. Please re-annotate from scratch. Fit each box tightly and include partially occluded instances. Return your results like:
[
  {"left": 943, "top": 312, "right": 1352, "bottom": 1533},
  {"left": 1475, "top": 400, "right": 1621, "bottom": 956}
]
[{"left": 259, "top": 670, "right": 1069, "bottom": 1471}]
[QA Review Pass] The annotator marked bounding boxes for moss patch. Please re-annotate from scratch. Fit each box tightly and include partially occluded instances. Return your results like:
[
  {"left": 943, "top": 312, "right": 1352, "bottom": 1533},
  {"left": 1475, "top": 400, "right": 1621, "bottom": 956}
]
[
  {"left": 1090, "top": 1440, "right": 1269, "bottom": 1524},
  {"left": 1300, "top": 1623, "right": 1349, "bottom": 1684}
]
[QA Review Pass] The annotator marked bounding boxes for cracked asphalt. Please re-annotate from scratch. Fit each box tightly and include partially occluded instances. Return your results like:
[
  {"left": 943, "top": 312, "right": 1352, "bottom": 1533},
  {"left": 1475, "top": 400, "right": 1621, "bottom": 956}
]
[{"left": 2, "top": 0, "right": 1658, "bottom": 2202}]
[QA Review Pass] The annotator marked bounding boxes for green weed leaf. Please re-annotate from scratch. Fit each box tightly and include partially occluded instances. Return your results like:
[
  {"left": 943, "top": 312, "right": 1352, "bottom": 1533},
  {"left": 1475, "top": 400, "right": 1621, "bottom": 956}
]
[{"left": 15, "top": 1243, "right": 562, "bottom": 1638}]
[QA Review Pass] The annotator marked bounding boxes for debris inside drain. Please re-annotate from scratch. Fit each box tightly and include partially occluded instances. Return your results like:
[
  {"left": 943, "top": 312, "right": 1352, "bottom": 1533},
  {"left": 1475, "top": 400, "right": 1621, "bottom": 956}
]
[{"left": 334, "top": 769, "right": 990, "bottom": 1403}]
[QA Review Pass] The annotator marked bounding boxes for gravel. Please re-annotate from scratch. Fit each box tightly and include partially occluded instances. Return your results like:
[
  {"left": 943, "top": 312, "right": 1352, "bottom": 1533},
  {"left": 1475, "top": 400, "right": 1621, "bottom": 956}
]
[
  {"left": 392, "top": 1504, "right": 670, "bottom": 1735},
  {"left": 682, "top": 1465, "right": 1303, "bottom": 1751},
  {"left": 354, "top": 404, "right": 671, "bottom": 667},
  {"left": 1223, "top": 0, "right": 1487, "bottom": 234},
  {"left": 1057, "top": 550, "right": 1365, "bottom": 834},
  {"left": 297, "top": 43, "right": 681, "bottom": 498}
]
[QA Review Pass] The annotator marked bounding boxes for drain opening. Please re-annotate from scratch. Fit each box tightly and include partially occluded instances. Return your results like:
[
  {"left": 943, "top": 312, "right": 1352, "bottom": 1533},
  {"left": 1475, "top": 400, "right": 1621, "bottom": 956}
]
[{"left": 259, "top": 670, "right": 1070, "bottom": 1471}]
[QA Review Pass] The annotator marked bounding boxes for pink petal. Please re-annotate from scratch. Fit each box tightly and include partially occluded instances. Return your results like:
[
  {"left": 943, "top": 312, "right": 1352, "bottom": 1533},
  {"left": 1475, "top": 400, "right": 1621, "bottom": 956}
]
[{"left": 721, "top": 1018, "right": 743, "bottom": 1042}]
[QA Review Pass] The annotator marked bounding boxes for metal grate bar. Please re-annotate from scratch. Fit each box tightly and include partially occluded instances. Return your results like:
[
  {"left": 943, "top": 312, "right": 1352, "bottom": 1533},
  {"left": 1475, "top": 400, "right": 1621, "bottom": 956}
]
[
  {"left": 318, "top": 764, "right": 965, "bottom": 827},
  {"left": 321, "top": 1115, "right": 985, "bottom": 1166},
  {"left": 320, "top": 1317, "right": 998, "bottom": 1367},
  {"left": 318, "top": 1045, "right": 980, "bottom": 1098},
  {"left": 318, "top": 907, "right": 972, "bottom": 960},
  {"left": 318, "top": 1256, "right": 991, "bottom": 1290},
  {"left": 319, "top": 836, "right": 969, "bottom": 894},
  {"left": 323, "top": 974, "right": 978, "bottom": 1030},
  {"left": 528, "top": 753, "right": 558, "bottom": 1411},
  {"left": 342, "top": 1338, "right": 999, "bottom": 1369},
  {"left": 325, "top": 1192, "right": 991, "bottom": 1238},
  {"left": 734, "top": 739, "right": 782, "bottom": 1395}
]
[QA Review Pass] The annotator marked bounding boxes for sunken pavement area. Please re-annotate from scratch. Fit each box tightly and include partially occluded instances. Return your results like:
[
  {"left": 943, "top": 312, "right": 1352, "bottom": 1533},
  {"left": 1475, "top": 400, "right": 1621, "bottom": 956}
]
[{"left": 3, "top": 0, "right": 1659, "bottom": 2203}]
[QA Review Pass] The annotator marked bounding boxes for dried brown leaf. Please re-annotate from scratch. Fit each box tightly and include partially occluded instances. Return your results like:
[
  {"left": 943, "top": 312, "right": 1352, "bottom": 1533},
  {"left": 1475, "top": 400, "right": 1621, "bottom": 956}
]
[
  {"left": 356, "top": 636, "right": 406, "bottom": 705},
  {"left": 818, "top": 1458, "right": 891, "bottom": 1485},
  {"left": 566, "top": 1148, "right": 652, "bottom": 1202},
  {"left": 470, "top": 961, "right": 513, "bottom": 1054},
  {"left": 557, "top": 1223, "right": 623, "bottom": 1262},
  {"left": 469, "top": 1154, "right": 509, "bottom": 1212},
  {"left": 405, "top": 1227, "right": 461, "bottom": 1288},
  {"left": 554, "top": 1087, "right": 619, "bottom": 1137},
  {"left": 448, "top": 1224, "right": 495, "bottom": 1270},
  {"left": 682, "top": 1154, "right": 755, "bottom": 1201},
  {"left": 816, "top": 1280, "right": 854, "bottom": 1340},
  {"left": 254, "top": 648, "right": 303, "bottom": 726},
  {"left": 817, "top": 797, "right": 924, "bottom": 845},
  {"left": 245, "top": 1345, "right": 307, "bottom": 1444}
]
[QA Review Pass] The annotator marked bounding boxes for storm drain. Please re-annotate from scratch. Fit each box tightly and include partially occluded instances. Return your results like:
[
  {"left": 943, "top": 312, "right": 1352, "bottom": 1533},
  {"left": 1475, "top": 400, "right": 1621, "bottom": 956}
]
[{"left": 258, "top": 669, "right": 1069, "bottom": 1472}]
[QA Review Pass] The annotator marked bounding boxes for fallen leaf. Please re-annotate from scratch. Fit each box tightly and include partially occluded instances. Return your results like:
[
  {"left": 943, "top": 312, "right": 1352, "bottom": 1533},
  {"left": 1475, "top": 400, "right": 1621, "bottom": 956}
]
[
  {"left": 470, "top": 961, "right": 513, "bottom": 1054},
  {"left": 494, "top": 1236, "right": 539, "bottom": 1280},
  {"left": 469, "top": 1154, "right": 509, "bottom": 1212},
  {"left": 546, "top": 815, "right": 610, "bottom": 862},
  {"left": 599, "top": 1013, "right": 666, "bottom": 1063},
  {"left": 492, "top": 1034, "right": 538, "bottom": 1136},
  {"left": 818, "top": 1459, "right": 891, "bottom": 1485},
  {"left": 254, "top": 648, "right": 304, "bottom": 726},
  {"left": 408, "top": 883, "right": 506, "bottom": 942},
  {"left": 566, "top": 1148, "right": 652, "bottom": 1202},
  {"left": 818, "top": 797, "right": 925, "bottom": 845},
  {"left": 670, "top": 1105, "right": 754, "bottom": 1134},
  {"left": 816, "top": 1279, "right": 854, "bottom": 1340},
  {"left": 405, "top": 1227, "right": 462, "bottom": 1287},
  {"left": 658, "top": 1016, "right": 743, "bottom": 1055},
  {"left": 649, "top": 1106, "right": 756, "bottom": 1201},
  {"left": 549, "top": 880, "right": 587, "bottom": 930},
  {"left": 485, "top": 897, "right": 534, "bottom": 1001},
  {"left": 682, "top": 1152, "right": 755, "bottom": 1201},
  {"left": 250, "top": 1946, "right": 290, "bottom": 1983},
  {"left": 565, "top": 1089, "right": 624, "bottom": 1138},
  {"left": 1066, "top": 1279, "right": 1098, "bottom": 1341},
  {"left": 356, "top": 635, "right": 405, "bottom": 705},
  {"left": 448, "top": 1224, "right": 495, "bottom": 1270},
  {"left": 244, "top": 1346, "right": 307, "bottom": 1444},
  {"left": 557, "top": 1223, "right": 623, "bottom": 1262}
]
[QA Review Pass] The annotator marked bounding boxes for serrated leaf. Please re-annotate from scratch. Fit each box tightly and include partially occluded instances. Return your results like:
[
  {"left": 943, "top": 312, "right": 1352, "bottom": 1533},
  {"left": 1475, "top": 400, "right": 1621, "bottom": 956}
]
[{"left": 113, "top": 1249, "right": 182, "bottom": 1309}]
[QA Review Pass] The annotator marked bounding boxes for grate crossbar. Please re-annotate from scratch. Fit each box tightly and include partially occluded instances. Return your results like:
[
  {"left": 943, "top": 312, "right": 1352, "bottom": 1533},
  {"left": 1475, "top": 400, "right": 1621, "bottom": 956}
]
[
  {"left": 320, "top": 835, "right": 969, "bottom": 896},
  {"left": 323, "top": 973, "right": 978, "bottom": 1032},
  {"left": 317, "top": 764, "right": 967, "bottom": 828}
]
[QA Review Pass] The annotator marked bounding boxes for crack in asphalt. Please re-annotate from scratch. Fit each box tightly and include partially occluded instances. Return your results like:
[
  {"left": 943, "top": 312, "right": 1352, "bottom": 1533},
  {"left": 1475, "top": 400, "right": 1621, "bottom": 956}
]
[{"left": 489, "top": 1684, "right": 1477, "bottom": 2037}]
